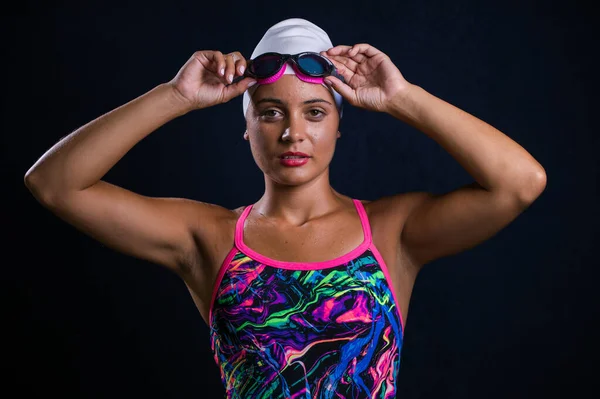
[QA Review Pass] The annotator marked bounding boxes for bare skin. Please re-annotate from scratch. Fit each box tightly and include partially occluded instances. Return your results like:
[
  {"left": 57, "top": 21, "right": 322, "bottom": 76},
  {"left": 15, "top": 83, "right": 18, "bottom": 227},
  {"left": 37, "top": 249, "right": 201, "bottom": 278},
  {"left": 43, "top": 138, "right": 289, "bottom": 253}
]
[{"left": 24, "top": 45, "right": 546, "bottom": 329}]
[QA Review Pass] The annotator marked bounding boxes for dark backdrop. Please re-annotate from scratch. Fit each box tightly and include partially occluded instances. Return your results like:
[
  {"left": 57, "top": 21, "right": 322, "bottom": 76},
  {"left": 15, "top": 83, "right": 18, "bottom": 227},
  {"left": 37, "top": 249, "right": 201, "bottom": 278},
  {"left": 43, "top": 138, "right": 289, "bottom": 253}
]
[{"left": 4, "top": 1, "right": 598, "bottom": 398}]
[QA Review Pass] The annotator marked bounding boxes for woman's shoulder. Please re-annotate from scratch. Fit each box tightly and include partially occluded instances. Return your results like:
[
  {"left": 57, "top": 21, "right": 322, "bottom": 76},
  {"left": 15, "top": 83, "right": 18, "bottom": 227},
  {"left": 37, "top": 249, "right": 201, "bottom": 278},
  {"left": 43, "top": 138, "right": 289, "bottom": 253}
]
[
  {"left": 178, "top": 199, "right": 244, "bottom": 235},
  {"left": 363, "top": 192, "right": 432, "bottom": 227}
]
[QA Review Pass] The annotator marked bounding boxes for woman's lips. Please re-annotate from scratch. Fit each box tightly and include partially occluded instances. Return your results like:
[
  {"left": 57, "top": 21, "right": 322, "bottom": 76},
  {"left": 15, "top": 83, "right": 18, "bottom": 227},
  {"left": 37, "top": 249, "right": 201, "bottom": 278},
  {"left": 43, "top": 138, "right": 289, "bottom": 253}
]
[
  {"left": 279, "top": 152, "right": 310, "bottom": 167},
  {"left": 280, "top": 156, "right": 309, "bottom": 167}
]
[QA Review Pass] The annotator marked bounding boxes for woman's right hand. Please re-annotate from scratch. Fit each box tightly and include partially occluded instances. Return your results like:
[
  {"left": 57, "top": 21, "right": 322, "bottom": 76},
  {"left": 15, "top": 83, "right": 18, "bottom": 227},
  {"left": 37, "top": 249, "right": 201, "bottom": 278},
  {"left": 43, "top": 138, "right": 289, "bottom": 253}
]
[{"left": 168, "top": 50, "right": 256, "bottom": 111}]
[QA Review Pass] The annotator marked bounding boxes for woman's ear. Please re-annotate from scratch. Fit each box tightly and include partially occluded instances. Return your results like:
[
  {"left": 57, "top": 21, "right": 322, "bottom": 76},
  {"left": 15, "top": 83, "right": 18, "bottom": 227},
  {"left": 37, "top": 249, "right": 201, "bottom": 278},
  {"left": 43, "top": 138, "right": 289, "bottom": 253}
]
[
  {"left": 336, "top": 130, "right": 341, "bottom": 139},
  {"left": 244, "top": 130, "right": 249, "bottom": 140}
]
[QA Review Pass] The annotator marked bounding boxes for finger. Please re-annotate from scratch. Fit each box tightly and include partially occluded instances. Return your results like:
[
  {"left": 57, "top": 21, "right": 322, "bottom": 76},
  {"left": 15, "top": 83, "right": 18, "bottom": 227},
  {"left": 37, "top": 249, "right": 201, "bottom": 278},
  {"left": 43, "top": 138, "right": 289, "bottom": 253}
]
[
  {"left": 324, "top": 53, "right": 359, "bottom": 73},
  {"left": 324, "top": 75, "right": 356, "bottom": 105},
  {"left": 223, "top": 53, "right": 237, "bottom": 84},
  {"left": 222, "top": 77, "right": 257, "bottom": 102},
  {"left": 347, "top": 52, "right": 368, "bottom": 65},
  {"left": 348, "top": 43, "right": 383, "bottom": 58},
  {"left": 324, "top": 45, "right": 353, "bottom": 56},
  {"left": 231, "top": 51, "right": 248, "bottom": 76},
  {"left": 203, "top": 51, "right": 227, "bottom": 77},
  {"left": 324, "top": 56, "right": 356, "bottom": 83},
  {"left": 325, "top": 51, "right": 366, "bottom": 68}
]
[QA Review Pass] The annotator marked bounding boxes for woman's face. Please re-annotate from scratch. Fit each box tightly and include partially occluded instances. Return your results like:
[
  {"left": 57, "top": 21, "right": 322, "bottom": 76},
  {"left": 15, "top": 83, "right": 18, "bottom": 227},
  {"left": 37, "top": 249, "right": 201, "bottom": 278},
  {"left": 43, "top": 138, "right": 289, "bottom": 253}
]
[{"left": 244, "top": 75, "right": 341, "bottom": 186}]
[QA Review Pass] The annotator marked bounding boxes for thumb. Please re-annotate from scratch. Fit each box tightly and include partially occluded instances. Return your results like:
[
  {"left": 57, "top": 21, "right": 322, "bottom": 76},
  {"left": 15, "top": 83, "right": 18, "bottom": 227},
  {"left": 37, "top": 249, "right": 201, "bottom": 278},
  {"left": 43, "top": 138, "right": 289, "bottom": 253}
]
[
  {"left": 324, "top": 76, "right": 356, "bottom": 105},
  {"left": 221, "top": 78, "right": 257, "bottom": 103}
]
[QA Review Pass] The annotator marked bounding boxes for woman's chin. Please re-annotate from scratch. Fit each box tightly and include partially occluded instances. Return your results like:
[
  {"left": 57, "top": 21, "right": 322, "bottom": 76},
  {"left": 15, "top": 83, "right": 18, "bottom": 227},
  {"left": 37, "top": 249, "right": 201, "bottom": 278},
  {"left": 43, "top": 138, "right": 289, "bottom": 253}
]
[
  {"left": 271, "top": 174, "right": 312, "bottom": 186},
  {"left": 266, "top": 168, "right": 316, "bottom": 186}
]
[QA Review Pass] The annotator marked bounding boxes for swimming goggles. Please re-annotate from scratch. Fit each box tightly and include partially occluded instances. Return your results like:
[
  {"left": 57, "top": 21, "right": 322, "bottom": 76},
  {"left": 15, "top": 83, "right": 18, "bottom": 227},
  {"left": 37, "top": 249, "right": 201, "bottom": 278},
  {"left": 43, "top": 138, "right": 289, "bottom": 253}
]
[{"left": 234, "top": 52, "right": 345, "bottom": 85}]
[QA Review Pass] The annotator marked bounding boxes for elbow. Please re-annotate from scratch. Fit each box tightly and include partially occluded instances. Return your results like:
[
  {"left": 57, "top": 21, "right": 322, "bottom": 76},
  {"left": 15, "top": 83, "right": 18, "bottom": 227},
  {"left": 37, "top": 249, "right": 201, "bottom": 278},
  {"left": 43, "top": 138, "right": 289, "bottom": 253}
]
[
  {"left": 516, "top": 167, "right": 547, "bottom": 206},
  {"left": 24, "top": 167, "right": 56, "bottom": 206},
  {"left": 24, "top": 166, "right": 40, "bottom": 194}
]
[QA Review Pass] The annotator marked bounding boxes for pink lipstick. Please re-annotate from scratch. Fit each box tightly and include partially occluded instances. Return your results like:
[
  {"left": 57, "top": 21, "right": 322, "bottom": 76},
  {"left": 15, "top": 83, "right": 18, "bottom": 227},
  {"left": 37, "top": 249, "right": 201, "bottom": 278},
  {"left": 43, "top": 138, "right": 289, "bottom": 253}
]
[{"left": 279, "top": 152, "right": 310, "bottom": 167}]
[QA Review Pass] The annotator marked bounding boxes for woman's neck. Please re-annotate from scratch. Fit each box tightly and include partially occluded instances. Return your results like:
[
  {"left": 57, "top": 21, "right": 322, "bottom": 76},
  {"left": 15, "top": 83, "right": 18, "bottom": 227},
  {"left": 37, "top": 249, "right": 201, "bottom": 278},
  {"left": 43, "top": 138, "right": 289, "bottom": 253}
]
[{"left": 255, "top": 176, "right": 346, "bottom": 226}]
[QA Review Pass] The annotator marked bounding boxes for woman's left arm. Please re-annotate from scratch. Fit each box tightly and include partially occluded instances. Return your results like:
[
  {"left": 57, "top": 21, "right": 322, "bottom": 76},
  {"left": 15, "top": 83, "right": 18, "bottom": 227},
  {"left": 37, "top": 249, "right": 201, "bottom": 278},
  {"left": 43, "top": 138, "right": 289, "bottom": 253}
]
[
  {"left": 323, "top": 43, "right": 547, "bottom": 266},
  {"left": 387, "top": 84, "right": 546, "bottom": 266}
]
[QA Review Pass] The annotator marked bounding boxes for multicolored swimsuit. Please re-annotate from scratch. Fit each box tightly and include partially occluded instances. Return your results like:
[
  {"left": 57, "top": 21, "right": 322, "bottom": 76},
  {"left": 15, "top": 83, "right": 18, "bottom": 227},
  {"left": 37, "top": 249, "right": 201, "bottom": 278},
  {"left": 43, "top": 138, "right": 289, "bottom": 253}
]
[{"left": 209, "top": 199, "right": 404, "bottom": 398}]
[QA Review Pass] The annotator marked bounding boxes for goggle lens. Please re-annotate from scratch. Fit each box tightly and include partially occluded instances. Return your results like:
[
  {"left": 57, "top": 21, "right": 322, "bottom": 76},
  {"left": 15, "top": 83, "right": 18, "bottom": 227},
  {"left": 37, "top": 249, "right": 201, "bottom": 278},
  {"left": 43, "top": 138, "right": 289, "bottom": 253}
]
[
  {"left": 297, "top": 54, "right": 329, "bottom": 75},
  {"left": 250, "top": 54, "right": 282, "bottom": 77}
]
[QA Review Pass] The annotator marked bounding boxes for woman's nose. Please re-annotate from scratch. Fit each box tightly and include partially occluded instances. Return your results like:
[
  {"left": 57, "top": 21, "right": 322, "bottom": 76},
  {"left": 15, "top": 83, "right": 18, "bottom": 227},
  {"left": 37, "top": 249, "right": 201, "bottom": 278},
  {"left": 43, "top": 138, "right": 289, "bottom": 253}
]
[{"left": 281, "top": 115, "right": 307, "bottom": 142}]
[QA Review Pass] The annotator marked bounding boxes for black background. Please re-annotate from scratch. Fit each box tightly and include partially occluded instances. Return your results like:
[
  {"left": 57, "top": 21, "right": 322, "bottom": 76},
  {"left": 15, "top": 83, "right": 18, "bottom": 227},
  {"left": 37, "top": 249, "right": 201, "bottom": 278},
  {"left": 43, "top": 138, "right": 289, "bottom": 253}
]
[{"left": 4, "top": 1, "right": 598, "bottom": 398}]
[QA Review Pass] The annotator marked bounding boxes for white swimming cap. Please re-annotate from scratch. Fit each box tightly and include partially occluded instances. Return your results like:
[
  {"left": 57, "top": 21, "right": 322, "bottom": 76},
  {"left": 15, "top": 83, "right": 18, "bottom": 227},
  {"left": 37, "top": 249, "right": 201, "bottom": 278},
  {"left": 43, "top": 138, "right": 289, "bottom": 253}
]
[{"left": 242, "top": 18, "right": 343, "bottom": 118}]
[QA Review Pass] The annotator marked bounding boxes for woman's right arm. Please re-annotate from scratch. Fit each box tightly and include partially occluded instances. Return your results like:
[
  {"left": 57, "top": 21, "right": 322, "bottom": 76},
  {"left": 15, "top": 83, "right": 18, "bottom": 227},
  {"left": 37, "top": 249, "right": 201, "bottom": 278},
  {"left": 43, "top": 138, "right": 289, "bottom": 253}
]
[{"left": 24, "top": 50, "right": 256, "bottom": 273}]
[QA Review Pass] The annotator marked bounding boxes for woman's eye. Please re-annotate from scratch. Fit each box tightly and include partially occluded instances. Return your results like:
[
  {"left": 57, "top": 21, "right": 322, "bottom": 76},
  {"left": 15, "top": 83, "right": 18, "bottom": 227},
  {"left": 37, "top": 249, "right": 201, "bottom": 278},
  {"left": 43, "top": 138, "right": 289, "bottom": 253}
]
[
  {"left": 309, "top": 109, "right": 324, "bottom": 117},
  {"left": 262, "top": 110, "right": 281, "bottom": 118}
]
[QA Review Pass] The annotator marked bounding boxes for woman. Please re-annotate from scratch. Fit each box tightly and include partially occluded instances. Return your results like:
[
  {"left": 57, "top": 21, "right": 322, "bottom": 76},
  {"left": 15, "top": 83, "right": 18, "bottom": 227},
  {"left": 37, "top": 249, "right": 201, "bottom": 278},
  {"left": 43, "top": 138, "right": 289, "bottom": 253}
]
[{"left": 24, "top": 18, "right": 546, "bottom": 399}]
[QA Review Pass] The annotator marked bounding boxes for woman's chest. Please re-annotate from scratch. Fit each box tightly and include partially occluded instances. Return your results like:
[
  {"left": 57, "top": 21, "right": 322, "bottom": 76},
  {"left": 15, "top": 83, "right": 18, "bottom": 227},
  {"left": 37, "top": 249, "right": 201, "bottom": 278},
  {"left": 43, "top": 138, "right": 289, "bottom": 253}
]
[{"left": 190, "top": 203, "right": 413, "bottom": 325}]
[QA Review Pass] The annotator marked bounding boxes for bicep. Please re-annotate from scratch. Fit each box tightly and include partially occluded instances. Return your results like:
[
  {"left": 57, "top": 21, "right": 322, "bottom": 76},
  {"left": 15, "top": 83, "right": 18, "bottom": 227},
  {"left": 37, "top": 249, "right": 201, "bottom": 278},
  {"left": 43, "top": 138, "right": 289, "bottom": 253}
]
[{"left": 43, "top": 181, "right": 206, "bottom": 272}]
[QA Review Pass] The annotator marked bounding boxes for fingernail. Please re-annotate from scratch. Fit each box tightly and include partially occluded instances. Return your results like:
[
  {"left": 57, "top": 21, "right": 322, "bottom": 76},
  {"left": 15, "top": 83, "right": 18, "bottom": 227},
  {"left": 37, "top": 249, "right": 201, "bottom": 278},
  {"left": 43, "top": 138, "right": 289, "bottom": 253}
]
[
  {"left": 228, "top": 74, "right": 233, "bottom": 83},
  {"left": 220, "top": 68, "right": 225, "bottom": 76},
  {"left": 324, "top": 79, "right": 332, "bottom": 86},
  {"left": 239, "top": 66, "right": 245, "bottom": 74},
  {"left": 248, "top": 80, "right": 257, "bottom": 87}
]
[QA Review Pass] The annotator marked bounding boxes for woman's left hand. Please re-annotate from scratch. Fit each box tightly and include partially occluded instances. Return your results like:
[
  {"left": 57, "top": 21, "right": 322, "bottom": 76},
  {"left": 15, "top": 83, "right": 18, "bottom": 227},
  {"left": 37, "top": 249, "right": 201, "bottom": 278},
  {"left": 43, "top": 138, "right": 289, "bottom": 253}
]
[{"left": 321, "top": 44, "right": 411, "bottom": 113}]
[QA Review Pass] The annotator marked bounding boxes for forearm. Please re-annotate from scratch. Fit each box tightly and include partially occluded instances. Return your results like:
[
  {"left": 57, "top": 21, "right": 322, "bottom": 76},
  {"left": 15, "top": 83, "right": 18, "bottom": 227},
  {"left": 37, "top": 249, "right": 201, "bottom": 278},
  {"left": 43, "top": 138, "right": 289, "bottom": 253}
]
[
  {"left": 25, "top": 83, "right": 190, "bottom": 199},
  {"left": 388, "top": 84, "right": 546, "bottom": 199}
]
